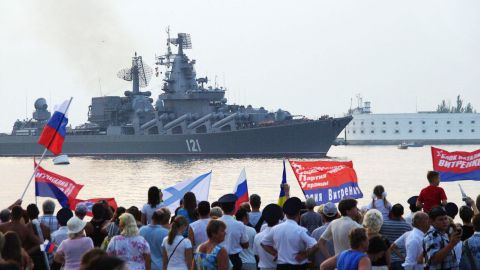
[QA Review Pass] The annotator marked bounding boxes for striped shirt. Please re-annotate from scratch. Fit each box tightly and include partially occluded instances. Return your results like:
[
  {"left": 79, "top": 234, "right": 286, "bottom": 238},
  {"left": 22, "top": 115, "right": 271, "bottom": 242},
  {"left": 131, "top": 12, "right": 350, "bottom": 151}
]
[{"left": 379, "top": 218, "right": 412, "bottom": 262}]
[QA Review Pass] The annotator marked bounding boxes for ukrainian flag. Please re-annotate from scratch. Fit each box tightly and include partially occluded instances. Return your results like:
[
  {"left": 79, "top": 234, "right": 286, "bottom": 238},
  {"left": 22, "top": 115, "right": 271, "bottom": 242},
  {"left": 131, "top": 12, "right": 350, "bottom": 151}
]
[{"left": 278, "top": 160, "right": 287, "bottom": 206}]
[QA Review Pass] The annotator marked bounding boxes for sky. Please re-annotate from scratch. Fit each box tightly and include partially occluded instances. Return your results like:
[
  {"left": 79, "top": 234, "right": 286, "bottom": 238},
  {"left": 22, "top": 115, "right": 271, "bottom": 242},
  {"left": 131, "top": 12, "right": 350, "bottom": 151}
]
[{"left": 0, "top": 0, "right": 479, "bottom": 132}]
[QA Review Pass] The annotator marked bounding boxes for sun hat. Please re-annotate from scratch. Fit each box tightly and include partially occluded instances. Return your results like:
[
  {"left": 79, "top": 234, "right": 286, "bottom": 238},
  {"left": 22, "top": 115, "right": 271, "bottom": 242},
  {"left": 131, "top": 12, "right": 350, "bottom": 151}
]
[{"left": 67, "top": 216, "right": 87, "bottom": 234}]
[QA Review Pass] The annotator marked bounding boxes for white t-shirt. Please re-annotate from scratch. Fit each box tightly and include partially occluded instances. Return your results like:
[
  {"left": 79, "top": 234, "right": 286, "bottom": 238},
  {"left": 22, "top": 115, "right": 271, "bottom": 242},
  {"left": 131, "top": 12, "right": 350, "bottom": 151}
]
[
  {"left": 362, "top": 199, "right": 392, "bottom": 219},
  {"left": 262, "top": 219, "right": 317, "bottom": 265},
  {"left": 220, "top": 215, "right": 249, "bottom": 254},
  {"left": 239, "top": 225, "right": 257, "bottom": 264},
  {"left": 142, "top": 203, "right": 163, "bottom": 224},
  {"left": 321, "top": 216, "right": 363, "bottom": 255},
  {"left": 253, "top": 226, "right": 276, "bottom": 269},
  {"left": 162, "top": 235, "right": 192, "bottom": 270},
  {"left": 189, "top": 218, "right": 210, "bottom": 250}
]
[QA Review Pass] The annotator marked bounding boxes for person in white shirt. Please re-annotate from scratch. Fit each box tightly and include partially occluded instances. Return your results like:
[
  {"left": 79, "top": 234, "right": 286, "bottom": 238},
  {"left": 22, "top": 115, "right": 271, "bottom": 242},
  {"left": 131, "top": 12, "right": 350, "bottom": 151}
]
[
  {"left": 318, "top": 198, "right": 363, "bottom": 257},
  {"left": 361, "top": 185, "right": 392, "bottom": 219},
  {"left": 162, "top": 216, "right": 193, "bottom": 270},
  {"left": 219, "top": 194, "right": 249, "bottom": 270},
  {"left": 188, "top": 201, "right": 211, "bottom": 251},
  {"left": 236, "top": 208, "right": 257, "bottom": 270},
  {"left": 141, "top": 186, "right": 163, "bottom": 225},
  {"left": 262, "top": 197, "right": 317, "bottom": 270},
  {"left": 253, "top": 204, "right": 284, "bottom": 270},
  {"left": 404, "top": 196, "right": 421, "bottom": 225},
  {"left": 403, "top": 212, "right": 429, "bottom": 270}
]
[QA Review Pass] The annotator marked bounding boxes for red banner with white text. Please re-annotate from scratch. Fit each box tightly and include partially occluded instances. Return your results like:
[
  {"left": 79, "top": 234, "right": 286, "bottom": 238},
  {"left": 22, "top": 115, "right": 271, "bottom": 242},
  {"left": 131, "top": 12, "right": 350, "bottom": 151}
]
[
  {"left": 289, "top": 160, "right": 363, "bottom": 205},
  {"left": 431, "top": 147, "right": 480, "bottom": 181}
]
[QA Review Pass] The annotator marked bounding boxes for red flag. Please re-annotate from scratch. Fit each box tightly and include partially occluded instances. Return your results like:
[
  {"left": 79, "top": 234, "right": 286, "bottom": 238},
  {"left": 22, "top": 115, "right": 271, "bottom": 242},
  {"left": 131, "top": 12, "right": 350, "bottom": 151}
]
[
  {"left": 289, "top": 160, "right": 363, "bottom": 205},
  {"left": 34, "top": 162, "right": 83, "bottom": 207},
  {"left": 431, "top": 147, "right": 480, "bottom": 181},
  {"left": 69, "top": 198, "right": 118, "bottom": 217}
]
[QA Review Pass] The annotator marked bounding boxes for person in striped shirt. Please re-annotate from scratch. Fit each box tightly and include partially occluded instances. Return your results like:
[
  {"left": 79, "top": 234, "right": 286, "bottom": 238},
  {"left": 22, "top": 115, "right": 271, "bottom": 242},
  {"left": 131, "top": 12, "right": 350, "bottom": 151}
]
[{"left": 379, "top": 204, "right": 412, "bottom": 270}]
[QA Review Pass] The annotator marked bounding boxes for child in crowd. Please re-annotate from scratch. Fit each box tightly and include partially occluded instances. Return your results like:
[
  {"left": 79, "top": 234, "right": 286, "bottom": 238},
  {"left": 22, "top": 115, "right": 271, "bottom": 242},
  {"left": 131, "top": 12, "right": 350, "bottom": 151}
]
[
  {"left": 362, "top": 185, "right": 391, "bottom": 219},
  {"left": 416, "top": 171, "right": 447, "bottom": 213}
]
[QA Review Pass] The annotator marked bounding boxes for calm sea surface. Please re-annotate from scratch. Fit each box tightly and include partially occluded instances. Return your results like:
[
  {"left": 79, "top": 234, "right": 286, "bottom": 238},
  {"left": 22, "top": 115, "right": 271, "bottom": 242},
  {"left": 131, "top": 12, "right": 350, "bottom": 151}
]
[{"left": 1, "top": 145, "right": 479, "bottom": 212}]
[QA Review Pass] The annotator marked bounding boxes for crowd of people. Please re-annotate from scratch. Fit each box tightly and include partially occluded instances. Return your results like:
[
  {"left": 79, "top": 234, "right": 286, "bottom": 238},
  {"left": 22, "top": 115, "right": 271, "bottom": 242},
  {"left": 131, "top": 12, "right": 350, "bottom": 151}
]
[{"left": 0, "top": 170, "right": 479, "bottom": 270}]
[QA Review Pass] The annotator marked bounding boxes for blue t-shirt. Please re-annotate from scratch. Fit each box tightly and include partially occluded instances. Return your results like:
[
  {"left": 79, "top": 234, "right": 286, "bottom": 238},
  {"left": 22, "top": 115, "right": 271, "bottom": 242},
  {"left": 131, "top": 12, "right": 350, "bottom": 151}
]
[
  {"left": 177, "top": 208, "right": 195, "bottom": 224},
  {"left": 337, "top": 250, "right": 367, "bottom": 270},
  {"left": 139, "top": 224, "right": 169, "bottom": 270}
]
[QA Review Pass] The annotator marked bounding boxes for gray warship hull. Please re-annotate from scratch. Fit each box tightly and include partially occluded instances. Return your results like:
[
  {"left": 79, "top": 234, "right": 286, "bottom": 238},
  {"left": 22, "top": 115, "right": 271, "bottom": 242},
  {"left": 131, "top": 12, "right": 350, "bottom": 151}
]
[{"left": 0, "top": 117, "right": 351, "bottom": 156}]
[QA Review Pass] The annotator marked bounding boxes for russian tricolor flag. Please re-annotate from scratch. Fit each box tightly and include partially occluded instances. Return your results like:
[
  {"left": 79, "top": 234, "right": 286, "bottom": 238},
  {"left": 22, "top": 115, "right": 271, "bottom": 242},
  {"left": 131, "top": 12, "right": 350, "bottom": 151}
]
[
  {"left": 40, "top": 240, "right": 56, "bottom": 254},
  {"left": 37, "top": 99, "right": 71, "bottom": 155},
  {"left": 233, "top": 168, "right": 249, "bottom": 211}
]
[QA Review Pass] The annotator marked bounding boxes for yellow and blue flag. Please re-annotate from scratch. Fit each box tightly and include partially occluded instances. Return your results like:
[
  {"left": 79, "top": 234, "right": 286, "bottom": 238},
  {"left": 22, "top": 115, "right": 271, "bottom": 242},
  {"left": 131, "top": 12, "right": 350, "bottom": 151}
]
[{"left": 278, "top": 160, "right": 287, "bottom": 206}]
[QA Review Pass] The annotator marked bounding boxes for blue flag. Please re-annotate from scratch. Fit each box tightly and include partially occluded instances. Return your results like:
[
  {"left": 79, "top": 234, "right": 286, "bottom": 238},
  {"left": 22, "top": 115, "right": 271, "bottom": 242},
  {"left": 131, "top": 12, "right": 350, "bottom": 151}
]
[{"left": 278, "top": 160, "right": 287, "bottom": 206}]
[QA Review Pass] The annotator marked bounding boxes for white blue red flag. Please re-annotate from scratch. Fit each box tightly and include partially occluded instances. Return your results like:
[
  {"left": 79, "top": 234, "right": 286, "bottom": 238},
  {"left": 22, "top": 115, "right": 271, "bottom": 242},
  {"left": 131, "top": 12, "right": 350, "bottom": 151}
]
[
  {"left": 37, "top": 99, "right": 71, "bottom": 155},
  {"left": 162, "top": 172, "right": 212, "bottom": 213},
  {"left": 34, "top": 162, "right": 83, "bottom": 207},
  {"left": 69, "top": 198, "right": 118, "bottom": 216},
  {"left": 233, "top": 168, "right": 249, "bottom": 210},
  {"left": 289, "top": 160, "right": 363, "bottom": 205},
  {"left": 432, "top": 147, "right": 480, "bottom": 181},
  {"left": 40, "top": 240, "right": 56, "bottom": 254}
]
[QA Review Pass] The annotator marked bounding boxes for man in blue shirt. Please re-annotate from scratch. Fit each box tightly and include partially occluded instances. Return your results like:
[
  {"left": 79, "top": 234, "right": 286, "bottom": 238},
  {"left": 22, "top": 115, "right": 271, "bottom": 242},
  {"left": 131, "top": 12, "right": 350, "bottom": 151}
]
[{"left": 139, "top": 208, "right": 170, "bottom": 270}]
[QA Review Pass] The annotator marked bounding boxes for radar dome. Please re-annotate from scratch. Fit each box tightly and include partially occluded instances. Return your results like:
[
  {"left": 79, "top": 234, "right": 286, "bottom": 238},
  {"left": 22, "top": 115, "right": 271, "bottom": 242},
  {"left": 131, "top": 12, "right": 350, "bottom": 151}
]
[{"left": 34, "top": 98, "right": 48, "bottom": 110}]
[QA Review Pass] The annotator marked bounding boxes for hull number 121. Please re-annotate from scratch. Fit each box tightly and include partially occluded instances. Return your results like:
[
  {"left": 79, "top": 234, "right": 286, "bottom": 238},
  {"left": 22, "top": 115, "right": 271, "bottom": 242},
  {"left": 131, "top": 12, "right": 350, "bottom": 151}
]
[{"left": 186, "top": 139, "right": 202, "bottom": 152}]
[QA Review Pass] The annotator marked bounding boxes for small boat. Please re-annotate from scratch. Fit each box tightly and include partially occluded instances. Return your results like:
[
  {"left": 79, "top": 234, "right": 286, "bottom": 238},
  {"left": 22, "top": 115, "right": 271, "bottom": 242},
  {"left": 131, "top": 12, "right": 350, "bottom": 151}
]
[
  {"left": 53, "top": 154, "right": 70, "bottom": 165},
  {"left": 406, "top": 142, "right": 424, "bottom": 147},
  {"left": 398, "top": 142, "right": 408, "bottom": 149}
]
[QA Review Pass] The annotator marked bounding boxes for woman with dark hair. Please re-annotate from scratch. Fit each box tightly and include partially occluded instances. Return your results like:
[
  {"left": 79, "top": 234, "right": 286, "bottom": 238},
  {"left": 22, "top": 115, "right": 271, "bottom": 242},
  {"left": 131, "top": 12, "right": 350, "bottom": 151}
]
[
  {"left": 177, "top": 192, "right": 198, "bottom": 225},
  {"left": 362, "top": 185, "right": 392, "bottom": 219},
  {"left": 194, "top": 219, "right": 230, "bottom": 270},
  {"left": 1, "top": 231, "right": 33, "bottom": 270},
  {"left": 162, "top": 216, "right": 193, "bottom": 270},
  {"left": 101, "top": 207, "right": 126, "bottom": 250},
  {"left": 127, "top": 206, "right": 143, "bottom": 228},
  {"left": 86, "top": 203, "right": 108, "bottom": 248},
  {"left": 141, "top": 186, "right": 163, "bottom": 225},
  {"left": 104, "top": 207, "right": 126, "bottom": 237}
]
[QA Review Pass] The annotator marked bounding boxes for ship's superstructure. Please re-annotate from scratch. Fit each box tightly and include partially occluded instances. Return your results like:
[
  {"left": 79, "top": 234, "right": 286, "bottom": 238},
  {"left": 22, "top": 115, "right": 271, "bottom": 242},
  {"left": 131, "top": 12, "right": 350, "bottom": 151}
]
[
  {"left": 345, "top": 97, "right": 480, "bottom": 145},
  {"left": 2, "top": 31, "right": 351, "bottom": 156}
]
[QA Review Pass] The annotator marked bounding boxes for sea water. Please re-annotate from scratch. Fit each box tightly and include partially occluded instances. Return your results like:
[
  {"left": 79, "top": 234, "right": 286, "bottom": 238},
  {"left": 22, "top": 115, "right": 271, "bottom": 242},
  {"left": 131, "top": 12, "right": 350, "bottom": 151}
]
[{"left": 1, "top": 145, "right": 479, "bottom": 212}]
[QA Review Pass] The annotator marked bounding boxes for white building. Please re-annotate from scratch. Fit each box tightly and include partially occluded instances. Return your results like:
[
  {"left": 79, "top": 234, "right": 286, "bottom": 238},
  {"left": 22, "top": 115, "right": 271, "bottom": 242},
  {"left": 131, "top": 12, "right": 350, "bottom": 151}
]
[{"left": 345, "top": 101, "right": 480, "bottom": 145}]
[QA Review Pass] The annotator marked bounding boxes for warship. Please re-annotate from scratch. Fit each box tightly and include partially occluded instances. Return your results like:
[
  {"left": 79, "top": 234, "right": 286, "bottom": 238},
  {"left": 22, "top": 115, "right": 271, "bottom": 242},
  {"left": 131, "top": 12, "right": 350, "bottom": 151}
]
[{"left": 0, "top": 32, "right": 351, "bottom": 156}]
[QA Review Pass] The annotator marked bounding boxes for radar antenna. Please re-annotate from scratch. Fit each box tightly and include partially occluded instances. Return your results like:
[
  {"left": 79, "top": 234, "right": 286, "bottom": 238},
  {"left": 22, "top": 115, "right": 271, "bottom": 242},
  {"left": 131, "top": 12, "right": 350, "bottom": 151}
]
[
  {"left": 168, "top": 33, "right": 192, "bottom": 55},
  {"left": 117, "top": 52, "right": 153, "bottom": 93}
]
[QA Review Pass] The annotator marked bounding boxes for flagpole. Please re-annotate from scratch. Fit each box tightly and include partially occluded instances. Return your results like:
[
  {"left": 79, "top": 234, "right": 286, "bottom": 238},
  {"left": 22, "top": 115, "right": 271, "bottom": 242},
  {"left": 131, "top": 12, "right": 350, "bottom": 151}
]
[
  {"left": 20, "top": 148, "right": 48, "bottom": 201},
  {"left": 20, "top": 97, "right": 73, "bottom": 201}
]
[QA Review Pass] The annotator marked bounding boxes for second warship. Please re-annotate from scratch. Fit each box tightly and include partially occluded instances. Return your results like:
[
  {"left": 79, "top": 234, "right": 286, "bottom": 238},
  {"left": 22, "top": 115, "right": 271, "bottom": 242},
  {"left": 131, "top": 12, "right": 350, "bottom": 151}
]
[{"left": 0, "top": 32, "right": 351, "bottom": 156}]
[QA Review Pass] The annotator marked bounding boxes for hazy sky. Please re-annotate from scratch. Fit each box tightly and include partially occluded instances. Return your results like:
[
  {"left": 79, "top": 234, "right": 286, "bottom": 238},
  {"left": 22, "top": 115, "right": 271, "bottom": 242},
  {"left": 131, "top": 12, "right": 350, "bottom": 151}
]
[{"left": 0, "top": 1, "right": 479, "bottom": 132}]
